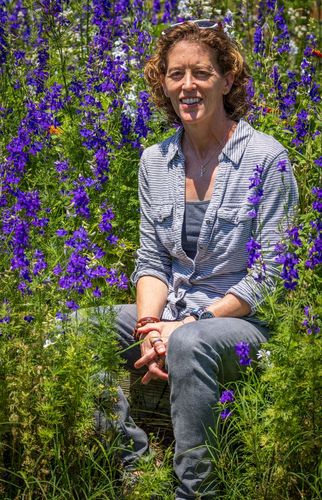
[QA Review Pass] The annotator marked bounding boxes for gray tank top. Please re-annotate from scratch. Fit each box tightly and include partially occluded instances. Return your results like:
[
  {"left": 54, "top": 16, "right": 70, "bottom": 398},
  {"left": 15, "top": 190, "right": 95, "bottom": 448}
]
[{"left": 182, "top": 200, "right": 210, "bottom": 259}]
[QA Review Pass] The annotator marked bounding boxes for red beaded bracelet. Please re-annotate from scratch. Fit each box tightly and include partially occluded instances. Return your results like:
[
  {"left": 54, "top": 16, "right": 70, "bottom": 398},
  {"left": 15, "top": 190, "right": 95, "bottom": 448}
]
[{"left": 133, "top": 316, "right": 160, "bottom": 340}]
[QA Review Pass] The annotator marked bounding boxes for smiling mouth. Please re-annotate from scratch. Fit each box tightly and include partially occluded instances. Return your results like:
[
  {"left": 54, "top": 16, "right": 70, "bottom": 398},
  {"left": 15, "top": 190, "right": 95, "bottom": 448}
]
[{"left": 180, "top": 98, "right": 202, "bottom": 105}]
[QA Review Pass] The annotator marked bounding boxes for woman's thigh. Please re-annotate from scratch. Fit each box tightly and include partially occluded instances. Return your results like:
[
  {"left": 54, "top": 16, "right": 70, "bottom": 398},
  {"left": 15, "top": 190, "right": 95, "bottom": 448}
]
[
  {"left": 167, "top": 316, "right": 269, "bottom": 383},
  {"left": 113, "top": 304, "right": 141, "bottom": 369}
]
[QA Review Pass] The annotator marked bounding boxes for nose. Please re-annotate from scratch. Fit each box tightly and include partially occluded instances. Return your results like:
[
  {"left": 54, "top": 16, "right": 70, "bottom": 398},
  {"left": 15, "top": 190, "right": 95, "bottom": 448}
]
[{"left": 182, "top": 70, "right": 195, "bottom": 90}]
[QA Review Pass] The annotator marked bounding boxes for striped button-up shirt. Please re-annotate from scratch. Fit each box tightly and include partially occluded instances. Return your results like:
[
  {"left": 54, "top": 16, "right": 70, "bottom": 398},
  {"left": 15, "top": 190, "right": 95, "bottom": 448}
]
[{"left": 131, "top": 119, "right": 298, "bottom": 320}]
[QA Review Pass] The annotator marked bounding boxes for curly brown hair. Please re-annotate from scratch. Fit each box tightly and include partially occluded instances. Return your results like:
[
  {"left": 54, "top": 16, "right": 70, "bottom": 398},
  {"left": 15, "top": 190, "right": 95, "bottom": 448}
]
[{"left": 144, "top": 22, "right": 251, "bottom": 125}]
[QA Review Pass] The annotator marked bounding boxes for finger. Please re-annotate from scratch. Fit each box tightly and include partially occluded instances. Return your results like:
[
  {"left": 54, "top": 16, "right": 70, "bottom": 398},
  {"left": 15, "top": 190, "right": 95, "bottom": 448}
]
[
  {"left": 141, "top": 363, "right": 168, "bottom": 385},
  {"left": 152, "top": 340, "right": 166, "bottom": 356},
  {"left": 147, "top": 360, "right": 167, "bottom": 378},
  {"left": 137, "top": 324, "right": 161, "bottom": 334},
  {"left": 149, "top": 336, "right": 166, "bottom": 352},
  {"left": 134, "top": 347, "right": 159, "bottom": 369},
  {"left": 141, "top": 370, "right": 158, "bottom": 385}
]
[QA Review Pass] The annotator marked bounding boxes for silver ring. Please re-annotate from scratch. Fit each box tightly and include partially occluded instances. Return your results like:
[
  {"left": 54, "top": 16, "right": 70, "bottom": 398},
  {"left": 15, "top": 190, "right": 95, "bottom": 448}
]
[{"left": 150, "top": 337, "right": 163, "bottom": 346}]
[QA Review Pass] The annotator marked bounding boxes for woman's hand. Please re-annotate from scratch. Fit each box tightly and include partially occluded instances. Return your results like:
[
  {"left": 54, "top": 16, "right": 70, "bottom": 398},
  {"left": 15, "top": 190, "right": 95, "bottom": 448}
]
[{"left": 134, "top": 320, "right": 184, "bottom": 384}]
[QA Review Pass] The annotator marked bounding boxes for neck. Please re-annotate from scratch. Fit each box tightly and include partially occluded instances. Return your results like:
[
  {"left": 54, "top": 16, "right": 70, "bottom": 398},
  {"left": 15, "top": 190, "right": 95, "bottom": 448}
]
[{"left": 183, "top": 117, "right": 236, "bottom": 159}]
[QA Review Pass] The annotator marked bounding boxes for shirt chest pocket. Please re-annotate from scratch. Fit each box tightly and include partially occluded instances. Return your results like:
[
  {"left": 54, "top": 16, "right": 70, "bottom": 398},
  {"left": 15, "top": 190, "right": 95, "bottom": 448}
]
[
  {"left": 152, "top": 203, "right": 174, "bottom": 249},
  {"left": 214, "top": 206, "right": 252, "bottom": 260}
]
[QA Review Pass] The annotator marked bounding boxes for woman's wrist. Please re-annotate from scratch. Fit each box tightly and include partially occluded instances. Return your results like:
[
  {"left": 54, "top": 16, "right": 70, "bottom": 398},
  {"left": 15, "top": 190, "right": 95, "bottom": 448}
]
[
  {"left": 134, "top": 316, "right": 160, "bottom": 340},
  {"left": 180, "top": 315, "right": 196, "bottom": 325}
]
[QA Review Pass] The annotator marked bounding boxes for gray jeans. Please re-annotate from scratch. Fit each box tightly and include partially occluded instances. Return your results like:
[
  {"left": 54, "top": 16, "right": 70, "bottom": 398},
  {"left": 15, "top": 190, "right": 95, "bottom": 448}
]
[{"left": 99, "top": 304, "right": 269, "bottom": 499}]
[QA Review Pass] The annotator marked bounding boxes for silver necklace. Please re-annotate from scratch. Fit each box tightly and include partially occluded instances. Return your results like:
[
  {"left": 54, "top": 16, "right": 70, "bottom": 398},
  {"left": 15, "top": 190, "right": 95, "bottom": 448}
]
[
  {"left": 197, "top": 122, "right": 237, "bottom": 177},
  {"left": 199, "top": 143, "right": 222, "bottom": 177}
]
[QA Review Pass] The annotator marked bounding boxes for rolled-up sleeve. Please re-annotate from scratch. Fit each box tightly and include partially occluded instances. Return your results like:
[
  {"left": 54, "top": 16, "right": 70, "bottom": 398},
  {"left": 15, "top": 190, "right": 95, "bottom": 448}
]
[
  {"left": 226, "top": 149, "right": 299, "bottom": 314},
  {"left": 131, "top": 150, "right": 172, "bottom": 287}
]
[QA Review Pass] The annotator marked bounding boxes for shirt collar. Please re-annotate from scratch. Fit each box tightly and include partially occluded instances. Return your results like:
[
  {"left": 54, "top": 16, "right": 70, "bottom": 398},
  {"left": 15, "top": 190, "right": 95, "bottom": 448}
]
[
  {"left": 166, "top": 119, "right": 254, "bottom": 166},
  {"left": 166, "top": 126, "right": 184, "bottom": 164},
  {"left": 220, "top": 119, "right": 254, "bottom": 166}
]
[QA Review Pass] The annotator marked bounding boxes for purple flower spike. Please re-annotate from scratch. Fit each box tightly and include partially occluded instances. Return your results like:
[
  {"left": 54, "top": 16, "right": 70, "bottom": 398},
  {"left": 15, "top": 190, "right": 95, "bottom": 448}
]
[
  {"left": 235, "top": 341, "right": 252, "bottom": 366},
  {"left": 219, "top": 389, "right": 235, "bottom": 404},
  {"left": 302, "top": 306, "right": 320, "bottom": 335},
  {"left": 246, "top": 238, "right": 262, "bottom": 267}
]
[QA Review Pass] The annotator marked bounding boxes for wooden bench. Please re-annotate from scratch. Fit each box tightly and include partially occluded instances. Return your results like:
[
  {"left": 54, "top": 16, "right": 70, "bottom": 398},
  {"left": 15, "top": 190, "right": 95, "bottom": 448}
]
[{"left": 120, "top": 370, "right": 173, "bottom": 440}]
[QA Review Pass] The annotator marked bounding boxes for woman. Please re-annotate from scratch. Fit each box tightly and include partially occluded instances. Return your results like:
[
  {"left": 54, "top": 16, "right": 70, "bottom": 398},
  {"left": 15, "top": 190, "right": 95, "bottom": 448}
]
[{"left": 113, "top": 20, "right": 298, "bottom": 499}]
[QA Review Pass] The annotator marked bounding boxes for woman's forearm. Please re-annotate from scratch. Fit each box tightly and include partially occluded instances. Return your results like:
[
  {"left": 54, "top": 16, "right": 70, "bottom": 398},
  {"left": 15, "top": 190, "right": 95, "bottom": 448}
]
[
  {"left": 207, "top": 293, "right": 251, "bottom": 317},
  {"left": 136, "top": 276, "right": 168, "bottom": 320}
]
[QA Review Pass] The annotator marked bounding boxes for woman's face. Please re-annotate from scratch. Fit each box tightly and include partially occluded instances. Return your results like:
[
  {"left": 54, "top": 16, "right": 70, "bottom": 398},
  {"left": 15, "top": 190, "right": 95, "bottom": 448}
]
[{"left": 161, "top": 40, "right": 233, "bottom": 127}]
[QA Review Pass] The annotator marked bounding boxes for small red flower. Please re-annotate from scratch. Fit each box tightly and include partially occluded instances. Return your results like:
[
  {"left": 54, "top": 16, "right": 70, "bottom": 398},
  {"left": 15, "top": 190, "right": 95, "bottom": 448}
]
[
  {"left": 49, "top": 125, "right": 62, "bottom": 135},
  {"left": 312, "top": 49, "right": 322, "bottom": 58}
]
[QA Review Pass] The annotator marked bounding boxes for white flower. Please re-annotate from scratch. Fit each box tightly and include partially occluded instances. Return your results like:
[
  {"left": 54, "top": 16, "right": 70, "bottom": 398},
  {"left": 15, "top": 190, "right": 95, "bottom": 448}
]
[
  {"left": 289, "top": 40, "right": 299, "bottom": 56},
  {"left": 256, "top": 349, "right": 271, "bottom": 360},
  {"left": 43, "top": 338, "right": 55, "bottom": 349}
]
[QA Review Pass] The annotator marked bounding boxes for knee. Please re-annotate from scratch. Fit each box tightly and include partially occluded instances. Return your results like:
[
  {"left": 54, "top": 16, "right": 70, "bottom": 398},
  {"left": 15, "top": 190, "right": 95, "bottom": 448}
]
[
  {"left": 167, "top": 323, "right": 207, "bottom": 373},
  {"left": 168, "top": 322, "right": 196, "bottom": 352}
]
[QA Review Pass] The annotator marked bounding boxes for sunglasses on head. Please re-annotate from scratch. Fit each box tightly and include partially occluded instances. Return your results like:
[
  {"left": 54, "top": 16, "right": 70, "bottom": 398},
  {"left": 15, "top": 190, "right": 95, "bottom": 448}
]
[{"left": 161, "top": 19, "right": 223, "bottom": 36}]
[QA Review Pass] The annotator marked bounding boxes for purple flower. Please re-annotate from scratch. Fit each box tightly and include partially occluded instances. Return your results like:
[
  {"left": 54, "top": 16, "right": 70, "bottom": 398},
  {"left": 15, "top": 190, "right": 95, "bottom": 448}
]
[
  {"left": 287, "top": 226, "right": 302, "bottom": 247},
  {"left": 53, "top": 264, "right": 63, "bottom": 275},
  {"left": 65, "top": 300, "right": 79, "bottom": 311},
  {"left": 254, "top": 24, "right": 265, "bottom": 55},
  {"left": 275, "top": 250, "right": 299, "bottom": 290},
  {"left": 118, "top": 272, "right": 129, "bottom": 289},
  {"left": 56, "top": 311, "right": 70, "bottom": 321},
  {"left": 305, "top": 219, "right": 322, "bottom": 269},
  {"left": 0, "top": 316, "right": 11, "bottom": 324},
  {"left": 56, "top": 228, "right": 68, "bottom": 236},
  {"left": 248, "top": 189, "right": 263, "bottom": 206},
  {"left": 106, "top": 234, "right": 119, "bottom": 245},
  {"left": 24, "top": 315, "right": 34, "bottom": 323},
  {"left": 134, "top": 91, "right": 152, "bottom": 139},
  {"left": 314, "top": 156, "right": 322, "bottom": 167},
  {"left": 161, "top": 0, "right": 171, "bottom": 23},
  {"left": 267, "top": 0, "right": 276, "bottom": 10},
  {"left": 246, "top": 238, "right": 262, "bottom": 268},
  {"left": 302, "top": 306, "right": 320, "bottom": 335},
  {"left": 292, "top": 109, "right": 309, "bottom": 146},
  {"left": 273, "top": 7, "right": 290, "bottom": 54},
  {"left": 248, "top": 164, "right": 264, "bottom": 189},
  {"left": 277, "top": 159, "right": 288, "bottom": 172},
  {"left": 312, "top": 187, "right": 322, "bottom": 213},
  {"left": 70, "top": 185, "right": 90, "bottom": 219},
  {"left": 219, "top": 389, "right": 235, "bottom": 404},
  {"left": 15, "top": 190, "right": 41, "bottom": 218},
  {"left": 55, "top": 160, "right": 69, "bottom": 174},
  {"left": 248, "top": 164, "right": 264, "bottom": 210},
  {"left": 99, "top": 208, "right": 115, "bottom": 233},
  {"left": 220, "top": 408, "right": 233, "bottom": 420},
  {"left": 33, "top": 249, "right": 47, "bottom": 275},
  {"left": 93, "top": 287, "right": 102, "bottom": 298},
  {"left": 235, "top": 341, "right": 252, "bottom": 366},
  {"left": 247, "top": 208, "right": 257, "bottom": 219}
]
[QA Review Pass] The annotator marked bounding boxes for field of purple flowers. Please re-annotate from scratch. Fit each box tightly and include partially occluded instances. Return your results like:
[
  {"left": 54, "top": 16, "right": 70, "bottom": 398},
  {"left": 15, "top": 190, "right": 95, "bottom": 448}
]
[{"left": 0, "top": 0, "right": 321, "bottom": 498}]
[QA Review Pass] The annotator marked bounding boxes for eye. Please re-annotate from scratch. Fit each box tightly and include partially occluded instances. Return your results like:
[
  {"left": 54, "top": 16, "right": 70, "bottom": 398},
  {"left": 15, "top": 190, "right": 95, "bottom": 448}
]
[
  {"left": 194, "top": 70, "right": 210, "bottom": 79},
  {"left": 167, "top": 71, "right": 184, "bottom": 80}
]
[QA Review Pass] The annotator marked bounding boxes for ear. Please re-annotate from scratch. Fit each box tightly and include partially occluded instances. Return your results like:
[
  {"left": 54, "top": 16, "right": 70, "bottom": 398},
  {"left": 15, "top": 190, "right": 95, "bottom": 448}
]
[
  {"left": 223, "top": 71, "right": 234, "bottom": 95},
  {"left": 160, "top": 74, "right": 169, "bottom": 97}
]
